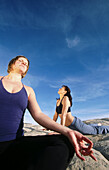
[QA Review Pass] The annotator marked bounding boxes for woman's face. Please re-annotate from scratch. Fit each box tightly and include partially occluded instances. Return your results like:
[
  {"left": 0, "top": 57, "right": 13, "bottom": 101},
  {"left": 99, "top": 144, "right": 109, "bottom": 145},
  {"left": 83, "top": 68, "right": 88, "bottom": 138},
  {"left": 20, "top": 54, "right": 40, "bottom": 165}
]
[
  {"left": 58, "top": 87, "right": 67, "bottom": 95},
  {"left": 14, "top": 57, "right": 29, "bottom": 74}
]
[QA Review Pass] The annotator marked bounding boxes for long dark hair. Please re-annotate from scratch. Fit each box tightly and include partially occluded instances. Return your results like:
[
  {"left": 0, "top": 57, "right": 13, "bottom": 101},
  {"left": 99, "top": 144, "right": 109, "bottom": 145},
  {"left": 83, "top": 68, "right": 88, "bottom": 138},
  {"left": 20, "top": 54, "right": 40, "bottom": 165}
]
[{"left": 62, "top": 85, "right": 73, "bottom": 106}]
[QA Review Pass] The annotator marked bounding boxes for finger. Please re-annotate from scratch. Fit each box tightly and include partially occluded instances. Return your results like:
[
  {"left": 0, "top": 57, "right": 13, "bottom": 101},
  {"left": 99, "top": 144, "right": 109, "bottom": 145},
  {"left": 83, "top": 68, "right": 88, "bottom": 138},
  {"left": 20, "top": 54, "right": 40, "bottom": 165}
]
[
  {"left": 80, "top": 141, "right": 86, "bottom": 148},
  {"left": 69, "top": 132, "right": 86, "bottom": 161},
  {"left": 71, "top": 138, "right": 85, "bottom": 161},
  {"left": 82, "top": 136, "right": 93, "bottom": 149},
  {"left": 80, "top": 149, "right": 97, "bottom": 161},
  {"left": 80, "top": 148, "right": 94, "bottom": 156},
  {"left": 75, "top": 149, "right": 85, "bottom": 161},
  {"left": 80, "top": 149, "right": 91, "bottom": 155},
  {"left": 90, "top": 153, "right": 97, "bottom": 161},
  {"left": 80, "top": 145, "right": 88, "bottom": 150},
  {"left": 82, "top": 136, "right": 93, "bottom": 146}
]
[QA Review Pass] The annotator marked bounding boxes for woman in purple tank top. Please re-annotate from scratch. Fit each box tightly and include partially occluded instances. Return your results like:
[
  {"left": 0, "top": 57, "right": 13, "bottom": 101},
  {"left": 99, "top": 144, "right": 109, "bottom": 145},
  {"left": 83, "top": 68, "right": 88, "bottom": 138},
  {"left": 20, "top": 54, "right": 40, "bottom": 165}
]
[{"left": 0, "top": 56, "right": 96, "bottom": 170}]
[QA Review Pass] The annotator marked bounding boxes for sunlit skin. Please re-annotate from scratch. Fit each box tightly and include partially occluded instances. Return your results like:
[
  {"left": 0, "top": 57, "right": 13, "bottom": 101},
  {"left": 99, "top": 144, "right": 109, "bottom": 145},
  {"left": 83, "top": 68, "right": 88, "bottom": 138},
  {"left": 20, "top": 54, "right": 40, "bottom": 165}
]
[
  {"left": 53, "top": 87, "right": 74, "bottom": 126},
  {"left": 11, "top": 57, "right": 29, "bottom": 78},
  {"left": 1, "top": 57, "right": 29, "bottom": 94},
  {"left": 53, "top": 86, "right": 97, "bottom": 160},
  {"left": 0, "top": 57, "right": 97, "bottom": 161}
]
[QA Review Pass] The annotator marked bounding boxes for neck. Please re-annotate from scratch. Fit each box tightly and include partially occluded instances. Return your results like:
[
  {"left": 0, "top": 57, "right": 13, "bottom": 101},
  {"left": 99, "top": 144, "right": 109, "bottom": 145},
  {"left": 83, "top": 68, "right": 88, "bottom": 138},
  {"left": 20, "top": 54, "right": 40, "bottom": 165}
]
[
  {"left": 6, "top": 72, "right": 22, "bottom": 82},
  {"left": 59, "top": 94, "right": 64, "bottom": 100}
]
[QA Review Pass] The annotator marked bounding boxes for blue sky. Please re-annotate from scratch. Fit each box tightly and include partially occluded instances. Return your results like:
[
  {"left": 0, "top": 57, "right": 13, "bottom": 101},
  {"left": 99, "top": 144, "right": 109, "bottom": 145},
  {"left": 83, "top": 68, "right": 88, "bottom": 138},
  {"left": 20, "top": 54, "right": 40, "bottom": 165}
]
[{"left": 0, "top": 0, "right": 109, "bottom": 124}]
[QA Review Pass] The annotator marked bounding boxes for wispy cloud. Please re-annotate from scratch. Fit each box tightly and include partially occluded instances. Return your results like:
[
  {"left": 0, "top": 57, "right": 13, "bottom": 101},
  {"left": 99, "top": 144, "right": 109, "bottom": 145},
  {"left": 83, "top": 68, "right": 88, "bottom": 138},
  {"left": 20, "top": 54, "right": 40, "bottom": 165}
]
[
  {"left": 73, "top": 108, "right": 109, "bottom": 120},
  {"left": 22, "top": 73, "right": 47, "bottom": 88},
  {"left": 49, "top": 76, "right": 82, "bottom": 87},
  {"left": 48, "top": 65, "right": 109, "bottom": 103},
  {"left": 66, "top": 36, "right": 80, "bottom": 48},
  {"left": 74, "top": 82, "right": 109, "bottom": 102},
  {"left": 0, "top": 1, "right": 47, "bottom": 29},
  {"left": 0, "top": 0, "right": 72, "bottom": 30},
  {"left": 48, "top": 76, "right": 83, "bottom": 94}
]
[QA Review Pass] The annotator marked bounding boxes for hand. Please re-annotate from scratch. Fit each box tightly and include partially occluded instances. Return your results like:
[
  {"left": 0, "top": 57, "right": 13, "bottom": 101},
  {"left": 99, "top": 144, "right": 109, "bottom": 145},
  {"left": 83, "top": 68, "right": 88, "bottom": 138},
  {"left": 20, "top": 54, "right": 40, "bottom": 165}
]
[
  {"left": 67, "top": 130, "right": 97, "bottom": 161},
  {"left": 48, "top": 132, "right": 60, "bottom": 135}
]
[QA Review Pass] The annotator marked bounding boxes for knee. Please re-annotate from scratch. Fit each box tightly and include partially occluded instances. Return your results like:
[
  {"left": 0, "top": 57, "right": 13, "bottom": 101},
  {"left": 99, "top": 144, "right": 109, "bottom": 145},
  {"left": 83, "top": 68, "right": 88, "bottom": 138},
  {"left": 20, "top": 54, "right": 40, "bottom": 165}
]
[
  {"left": 57, "top": 135, "right": 75, "bottom": 161},
  {"left": 46, "top": 135, "right": 74, "bottom": 161}
]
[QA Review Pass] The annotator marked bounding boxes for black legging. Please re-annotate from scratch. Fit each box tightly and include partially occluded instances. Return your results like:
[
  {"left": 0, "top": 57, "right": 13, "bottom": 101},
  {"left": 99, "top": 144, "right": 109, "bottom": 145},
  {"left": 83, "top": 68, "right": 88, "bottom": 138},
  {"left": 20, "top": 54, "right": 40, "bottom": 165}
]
[{"left": 0, "top": 135, "right": 74, "bottom": 170}]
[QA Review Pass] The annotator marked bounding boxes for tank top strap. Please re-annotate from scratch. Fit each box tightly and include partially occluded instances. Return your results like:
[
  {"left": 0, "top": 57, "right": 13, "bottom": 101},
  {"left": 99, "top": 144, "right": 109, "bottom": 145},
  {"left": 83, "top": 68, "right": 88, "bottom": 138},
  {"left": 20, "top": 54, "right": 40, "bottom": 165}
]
[{"left": 0, "top": 76, "right": 4, "bottom": 80}]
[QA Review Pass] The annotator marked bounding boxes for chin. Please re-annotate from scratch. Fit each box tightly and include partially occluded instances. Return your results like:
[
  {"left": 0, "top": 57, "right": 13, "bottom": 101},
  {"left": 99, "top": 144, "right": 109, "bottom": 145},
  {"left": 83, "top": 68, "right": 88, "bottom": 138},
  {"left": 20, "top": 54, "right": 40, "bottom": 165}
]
[{"left": 20, "top": 67, "right": 26, "bottom": 72}]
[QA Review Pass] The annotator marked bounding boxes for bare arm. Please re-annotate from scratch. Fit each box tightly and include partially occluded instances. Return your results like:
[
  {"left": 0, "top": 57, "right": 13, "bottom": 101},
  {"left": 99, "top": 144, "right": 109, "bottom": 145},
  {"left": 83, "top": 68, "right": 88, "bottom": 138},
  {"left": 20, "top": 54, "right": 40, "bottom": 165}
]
[
  {"left": 53, "top": 111, "right": 58, "bottom": 122},
  {"left": 61, "top": 96, "right": 70, "bottom": 126},
  {"left": 27, "top": 87, "right": 68, "bottom": 135},
  {"left": 27, "top": 87, "right": 97, "bottom": 161}
]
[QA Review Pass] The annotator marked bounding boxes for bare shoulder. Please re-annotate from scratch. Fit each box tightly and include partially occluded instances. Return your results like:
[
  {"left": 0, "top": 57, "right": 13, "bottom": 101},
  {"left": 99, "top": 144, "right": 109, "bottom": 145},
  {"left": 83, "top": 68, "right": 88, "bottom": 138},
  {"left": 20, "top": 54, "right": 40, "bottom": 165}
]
[
  {"left": 62, "top": 96, "right": 70, "bottom": 105},
  {"left": 24, "top": 85, "right": 34, "bottom": 91},
  {"left": 24, "top": 85, "right": 35, "bottom": 97},
  {"left": 63, "top": 96, "right": 69, "bottom": 101},
  {"left": 0, "top": 76, "right": 3, "bottom": 80}
]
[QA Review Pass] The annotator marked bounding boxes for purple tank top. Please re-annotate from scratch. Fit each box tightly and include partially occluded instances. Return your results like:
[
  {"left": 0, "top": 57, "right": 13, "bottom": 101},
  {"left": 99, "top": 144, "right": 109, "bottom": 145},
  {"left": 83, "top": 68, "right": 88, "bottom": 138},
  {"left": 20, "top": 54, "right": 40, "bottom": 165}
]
[{"left": 0, "top": 77, "right": 28, "bottom": 142}]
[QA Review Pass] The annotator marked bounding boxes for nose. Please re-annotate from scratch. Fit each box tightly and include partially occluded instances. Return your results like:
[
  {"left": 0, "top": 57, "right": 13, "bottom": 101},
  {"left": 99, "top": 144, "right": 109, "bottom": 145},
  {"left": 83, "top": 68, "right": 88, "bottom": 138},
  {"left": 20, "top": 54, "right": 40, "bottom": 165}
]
[
  {"left": 22, "top": 62, "right": 26, "bottom": 65},
  {"left": 22, "top": 61, "right": 27, "bottom": 66}
]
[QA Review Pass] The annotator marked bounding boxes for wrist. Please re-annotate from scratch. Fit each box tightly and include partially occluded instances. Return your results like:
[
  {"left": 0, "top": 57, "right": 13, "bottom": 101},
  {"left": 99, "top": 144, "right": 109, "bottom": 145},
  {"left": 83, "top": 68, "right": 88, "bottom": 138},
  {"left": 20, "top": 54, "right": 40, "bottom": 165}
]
[{"left": 61, "top": 126, "right": 73, "bottom": 137}]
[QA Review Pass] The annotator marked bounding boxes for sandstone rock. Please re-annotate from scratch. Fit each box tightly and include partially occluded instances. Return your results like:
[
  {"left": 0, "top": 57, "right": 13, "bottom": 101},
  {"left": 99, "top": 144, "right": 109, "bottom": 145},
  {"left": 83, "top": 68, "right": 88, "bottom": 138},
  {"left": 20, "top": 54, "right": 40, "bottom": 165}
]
[
  {"left": 24, "top": 118, "right": 109, "bottom": 170},
  {"left": 67, "top": 149, "right": 109, "bottom": 170},
  {"left": 94, "top": 135, "right": 109, "bottom": 160},
  {"left": 24, "top": 123, "right": 48, "bottom": 136},
  {"left": 84, "top": 118, "right": 109, "bottom": 126},
  {"left": 84, "top": 118, "right": 109, "bottom": 161}
]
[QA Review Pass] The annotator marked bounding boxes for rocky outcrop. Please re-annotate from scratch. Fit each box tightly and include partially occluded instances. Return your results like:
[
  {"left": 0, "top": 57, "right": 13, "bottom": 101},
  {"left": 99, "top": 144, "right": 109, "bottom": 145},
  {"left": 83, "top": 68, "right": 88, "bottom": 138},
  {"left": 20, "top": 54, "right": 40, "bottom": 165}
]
[
  {"left": 84, "top": 118, "right": 109, "bottom": 161},
  {"left": 67, "top": 149, "right": 109, "bottom": 170},
  {"left": 24, "top": 118, "right": 109, "bottom": 170}
]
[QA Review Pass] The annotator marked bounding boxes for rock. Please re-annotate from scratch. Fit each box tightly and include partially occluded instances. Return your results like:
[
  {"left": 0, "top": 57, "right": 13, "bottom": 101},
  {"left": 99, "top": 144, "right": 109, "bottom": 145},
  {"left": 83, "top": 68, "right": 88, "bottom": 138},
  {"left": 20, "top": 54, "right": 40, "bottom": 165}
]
[
  {"left": 83, "top": 118, "right": 109, "bottom": 161},
  {"left": 86, "top": 134, "right": 109, "bottom": 161},
  {"left": 93, "top": 134, "right": 109, "bottom": 160},
  {"left": 84, "top": 118, "right": 109, "bottom": 126},
  {"left": 67, "top": 149, "right": 109, "bottom": 170},
  {"left": 24, "top": 123, "right": 49, "bottom": 136},
  {"left": 24, "top": 118, "right": 109, "bottom": 170}
]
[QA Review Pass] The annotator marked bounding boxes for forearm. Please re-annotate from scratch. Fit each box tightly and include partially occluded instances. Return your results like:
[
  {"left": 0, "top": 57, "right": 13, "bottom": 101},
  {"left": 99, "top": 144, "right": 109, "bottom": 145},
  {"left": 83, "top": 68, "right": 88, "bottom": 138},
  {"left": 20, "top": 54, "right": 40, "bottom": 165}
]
[
  {"left": 32, "top": 111, "right": 70, "bottom": 136},
  {"left": 53, "top": 115, "right": 57, "bottom": 122},
  {"left": 35, "top": 113, "right": 96, "bottom": 161},
  {"left": 61, "top": 114, "right": 66, "bottom": 126},
  {"left": 27, "top": 90, "right": 96, "bottom": 162},
  {"left": 27, "top": 90, "right": 70, "bottom": 137}
]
